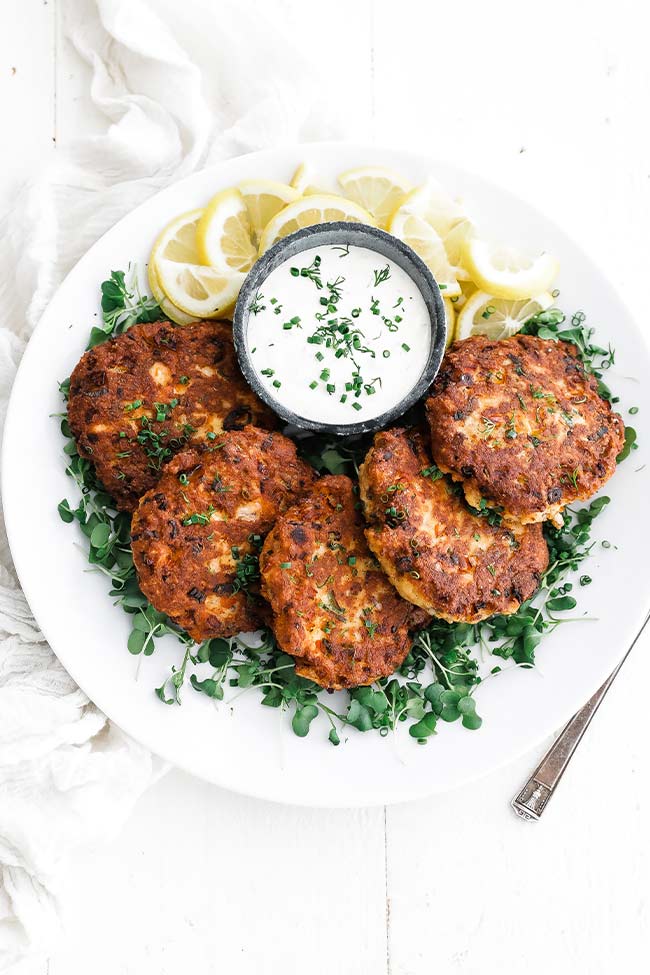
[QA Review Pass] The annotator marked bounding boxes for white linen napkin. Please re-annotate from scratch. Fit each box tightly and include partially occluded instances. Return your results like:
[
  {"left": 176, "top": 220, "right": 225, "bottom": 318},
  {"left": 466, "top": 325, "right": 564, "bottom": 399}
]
[{"left": 0, "top": 0, "right": 342, "bottom": 968}]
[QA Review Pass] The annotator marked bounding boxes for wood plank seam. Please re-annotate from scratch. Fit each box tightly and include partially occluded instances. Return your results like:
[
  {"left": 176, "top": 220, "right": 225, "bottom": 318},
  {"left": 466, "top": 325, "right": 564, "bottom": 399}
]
[{"left": 384, "top": 805, "right": 391, "bottom": 974}]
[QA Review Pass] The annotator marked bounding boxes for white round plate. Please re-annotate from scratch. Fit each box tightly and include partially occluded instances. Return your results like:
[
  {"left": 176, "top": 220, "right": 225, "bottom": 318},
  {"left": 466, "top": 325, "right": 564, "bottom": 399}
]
[{"left": 3, "top": 143, "right": 649, "bottom": 807}]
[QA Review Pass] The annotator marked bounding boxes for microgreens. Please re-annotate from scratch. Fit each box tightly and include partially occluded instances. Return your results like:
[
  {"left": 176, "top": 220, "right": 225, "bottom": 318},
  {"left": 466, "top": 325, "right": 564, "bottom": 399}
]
[{"left": 88, "top": 267, "right": 163, "bottom": 349}]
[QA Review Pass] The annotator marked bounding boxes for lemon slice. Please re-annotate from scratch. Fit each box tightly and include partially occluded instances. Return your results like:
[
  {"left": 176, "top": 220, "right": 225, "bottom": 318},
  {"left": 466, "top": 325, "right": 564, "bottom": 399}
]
[
  {"left": 337, "top": 166, "right": 411, "bottom": 229},
  {"left": 388, "top": 208, "right": 461, "bottom": 298},
  {"left": 450, "top": 279, "right": 477, "bottom": 312},
  {"left": 398, "top": 181, "right": 468, "bottom": 238},
  {"left": 148, "top": 262, "right": 202, "bottom": 326},
  {"left": 237, "top": 179, "right": 301, "bottom": 244},
  {"left": 442, "top": 219, "right": 474, "bottom": 281},
  {"left": 152, "top": 209, "right": 245, "bottom": 318},
  {"left": 258, "top": 194, "right": 376, "bottom": 253},
  {"left": 443, "top": 297, "right": 456, "bottom": 348},
  {"left": 455, "top": 291, "right": 554, "bottom": 342},
  {"left": 290, "top": 162, "right": 327, "bottom": 196},
  {"left": 196, "top": 189, "right": 257, "bottom": 273},
  {"left": 463, "top": 237, "right": 559, "bottom": 299}
]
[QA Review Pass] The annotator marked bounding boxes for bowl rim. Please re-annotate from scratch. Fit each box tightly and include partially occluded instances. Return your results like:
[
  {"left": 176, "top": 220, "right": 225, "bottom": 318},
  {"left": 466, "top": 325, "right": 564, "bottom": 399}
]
[{"left": 232, "top": 222, "right": 447, "bottom": 436}]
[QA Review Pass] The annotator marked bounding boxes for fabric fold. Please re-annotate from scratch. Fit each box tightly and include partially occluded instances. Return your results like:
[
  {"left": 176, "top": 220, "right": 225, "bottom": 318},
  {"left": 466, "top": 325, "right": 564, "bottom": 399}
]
[{"left": 0, "top": 0, "right": 345, "bottom": 968}]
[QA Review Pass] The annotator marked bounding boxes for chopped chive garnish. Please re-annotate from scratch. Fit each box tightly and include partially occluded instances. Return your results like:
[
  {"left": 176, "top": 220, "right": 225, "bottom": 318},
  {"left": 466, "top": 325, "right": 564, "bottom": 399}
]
[
  {"left": 309, "top": 380, "right": 318, "bottom": 390},
  {"left": 402, "top": 343, "right": 411, "bottom": 352},
  {"left": 261, "top": 368, "right": 275, "bottom": 377},
  {"left": 352, "top": 402, "right": 362, "bottom": 411},
  {"left": 383, "top": 350, "right": 390, "bottom": 358},
  {"left": 316, "top": 351, "right": 324, "bottom": 361},
  {"left": 273, "top": 380, "right": 282, "bottom": 388},
  {"left": 320, "top": 368, "right": 330, "bottom": 381}
]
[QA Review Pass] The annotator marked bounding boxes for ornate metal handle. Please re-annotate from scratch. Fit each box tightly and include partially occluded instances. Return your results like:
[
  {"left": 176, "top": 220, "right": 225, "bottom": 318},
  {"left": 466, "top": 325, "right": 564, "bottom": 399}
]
[{"left": 511, "top": 612, "right": 650, "bottom": 822}]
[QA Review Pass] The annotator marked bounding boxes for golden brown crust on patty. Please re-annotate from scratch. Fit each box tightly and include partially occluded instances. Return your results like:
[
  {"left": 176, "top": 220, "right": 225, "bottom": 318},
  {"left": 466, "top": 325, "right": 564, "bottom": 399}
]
[
  {"left": 130, "top": 428, "right": 315, "bottom": 642},
  {"left": 260, "top": 475, "right": 426, "bottom": 690},
  {"left": 425, "top": 334, "right": 624, "bottom": 525},
  {"left": 359, "top": 428, "right": 548, "bottom": 623},
  {"left": 68, "top": 320, "right": 277, "bottom": 510}
]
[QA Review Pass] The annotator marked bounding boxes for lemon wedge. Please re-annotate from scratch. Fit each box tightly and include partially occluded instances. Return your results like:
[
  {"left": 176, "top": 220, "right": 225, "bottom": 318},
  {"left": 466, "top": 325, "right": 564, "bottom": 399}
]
[
  {"left": 258, "top": 194, "right": 375, "bottom": 253},
  {"left": 443, "top": 297, "right": 456, "bottom": 348},
  {"left": 388, "top": 208, "right": 461, "bottom": 298},
  {"left": 196, "top": 189, "right": 257, "bottom": 273},
  {"left": 463, "top": 237, "right": 559, "bottom": 299},
  {"left": 151, "top": 209, "right": 245, "bottom": 319},
  {"left": 455, "top": 291, "right": 554, "bottom": 342},
  {"left": 237, "top": 179, "right": 301, "bottom": 244},
  {"left": 337, "top": 166, "right": 411, "bottom": 229},
  {"left": 148, "top": 262, "right": 202, "bottom": 326}
]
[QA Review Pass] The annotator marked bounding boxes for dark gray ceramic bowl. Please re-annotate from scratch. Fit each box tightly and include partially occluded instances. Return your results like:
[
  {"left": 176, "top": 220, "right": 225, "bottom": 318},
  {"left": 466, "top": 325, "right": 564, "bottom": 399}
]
[{"left": 232, "top": 222, "right": 447, "bottom": 436}]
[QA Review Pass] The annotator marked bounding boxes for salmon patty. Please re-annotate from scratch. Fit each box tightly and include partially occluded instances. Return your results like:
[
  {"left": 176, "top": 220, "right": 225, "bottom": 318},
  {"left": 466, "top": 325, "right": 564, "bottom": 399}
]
[
  {"left": 425, "top": 334, "right": 624, "bottom": 525},
  {"left": 260, "top": 475, "right": 426, "bottom": 690},
  {"left": 130, "top": 428, "right": 315, "bottom": 642},
  {"left": 68, "top": 320, "right": 277, "bottom": 510},
  {"left": 359, "top": 428, "right": 548, "bottom": 623}
]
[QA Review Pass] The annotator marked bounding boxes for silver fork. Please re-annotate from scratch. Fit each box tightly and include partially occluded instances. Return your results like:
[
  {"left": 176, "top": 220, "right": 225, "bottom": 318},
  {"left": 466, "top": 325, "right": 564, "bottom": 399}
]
[{"left": 511, "top": 611, "right": 650, "bottom": 821}]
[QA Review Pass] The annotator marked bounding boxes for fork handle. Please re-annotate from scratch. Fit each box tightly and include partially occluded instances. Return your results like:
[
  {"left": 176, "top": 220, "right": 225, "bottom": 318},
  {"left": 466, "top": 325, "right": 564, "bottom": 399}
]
[
  {"left": 511, "top": 672, "right": 616, "bottom": 820},
  {"left": 511, "top": 613, "right": 650, "bottom": 821}
]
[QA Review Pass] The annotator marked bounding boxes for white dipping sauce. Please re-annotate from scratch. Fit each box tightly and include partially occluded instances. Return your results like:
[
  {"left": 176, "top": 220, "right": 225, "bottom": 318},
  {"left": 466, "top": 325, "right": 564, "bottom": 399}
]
[{"left": 247, "top": 244, "right": 431, "bottom": 424}]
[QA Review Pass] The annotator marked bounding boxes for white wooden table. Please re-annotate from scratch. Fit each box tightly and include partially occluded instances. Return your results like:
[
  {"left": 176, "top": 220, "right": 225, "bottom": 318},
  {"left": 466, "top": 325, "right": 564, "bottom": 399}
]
[{"left": 3, "top": 1, "right": 650, "bottom": 972}]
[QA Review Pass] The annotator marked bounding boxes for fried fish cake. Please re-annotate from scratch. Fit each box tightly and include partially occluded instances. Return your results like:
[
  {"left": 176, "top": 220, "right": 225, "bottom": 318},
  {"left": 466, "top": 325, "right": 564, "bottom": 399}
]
[
  {"left": 359, "top": 428, "right": 549, "bottom": 623},
  {"left": 130, "top": 428, "right": 315, "bottom": 642},
  {"left": 260, "top": 475, "right": 426, "bottom": 690},
  {"left": 425, "top": 334, "right": 625, "bottom": 526},
  {"left": 68, "top": 319, "right": 277, "bottom": 510}
]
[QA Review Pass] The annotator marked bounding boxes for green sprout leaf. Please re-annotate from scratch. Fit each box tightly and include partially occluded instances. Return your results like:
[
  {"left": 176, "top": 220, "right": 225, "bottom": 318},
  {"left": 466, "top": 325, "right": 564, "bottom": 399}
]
[
  {"left": 292, "top": 704, "right": 319, "bottom": 737},
  {"left": 409, "top": 712, "right": 438, "bottom": 740}
]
